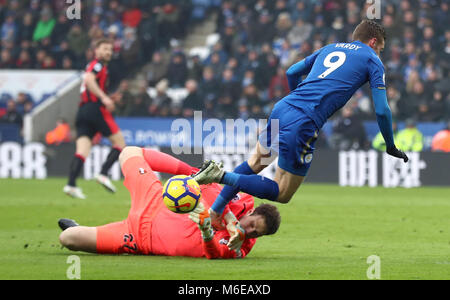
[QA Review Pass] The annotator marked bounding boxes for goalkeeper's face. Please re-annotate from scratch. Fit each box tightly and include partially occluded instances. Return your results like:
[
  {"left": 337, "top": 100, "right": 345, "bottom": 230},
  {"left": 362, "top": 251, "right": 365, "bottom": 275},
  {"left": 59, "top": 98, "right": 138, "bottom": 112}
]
[
  {"left": 240, "top": 203, "right": 280, "bottom": 238},
  {"left": 239, "top": 214, "right": 267, "bottom": 239}
]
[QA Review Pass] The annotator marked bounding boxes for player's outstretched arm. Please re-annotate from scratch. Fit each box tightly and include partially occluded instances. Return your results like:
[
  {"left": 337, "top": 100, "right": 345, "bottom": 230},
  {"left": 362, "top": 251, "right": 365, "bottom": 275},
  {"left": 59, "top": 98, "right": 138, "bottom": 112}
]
[
  {"left": 189, "top": 202, "right": 214, "bottom": 242},
  {"left": 224, "top": 212, "right": 245, "bottom": 251},
  {"left": 189, "top": 203, "right": 247, "bottom": 259},
  {"left": 286, "top": 47, "right": 323, "bottom": 91},
  {"left": 372, "top": 88, "right": 409, "bottom": 162},
  {"left": 286, "top": 59, "right": 308, "bottom": 91}
]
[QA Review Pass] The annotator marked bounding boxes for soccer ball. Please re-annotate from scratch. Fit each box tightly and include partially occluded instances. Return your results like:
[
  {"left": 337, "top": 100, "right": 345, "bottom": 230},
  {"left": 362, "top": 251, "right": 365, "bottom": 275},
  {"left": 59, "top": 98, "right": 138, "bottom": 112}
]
[{"left": 162, "top": 175, "right": 201, "bottom": 214}]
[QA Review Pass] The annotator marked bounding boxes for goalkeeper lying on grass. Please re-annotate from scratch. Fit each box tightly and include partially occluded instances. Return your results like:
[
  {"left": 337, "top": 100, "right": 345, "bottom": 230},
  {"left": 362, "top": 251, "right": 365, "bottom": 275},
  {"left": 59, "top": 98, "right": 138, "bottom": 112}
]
[{"left": 58, "top": 147, "right": 280, "bottom": 259}]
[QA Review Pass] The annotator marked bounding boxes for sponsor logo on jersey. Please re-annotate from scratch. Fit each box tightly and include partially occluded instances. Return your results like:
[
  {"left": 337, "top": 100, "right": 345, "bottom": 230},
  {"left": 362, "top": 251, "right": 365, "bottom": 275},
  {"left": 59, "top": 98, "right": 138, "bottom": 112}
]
[{"left": 93, "top": 63, "right": 102, "bottom": 72}]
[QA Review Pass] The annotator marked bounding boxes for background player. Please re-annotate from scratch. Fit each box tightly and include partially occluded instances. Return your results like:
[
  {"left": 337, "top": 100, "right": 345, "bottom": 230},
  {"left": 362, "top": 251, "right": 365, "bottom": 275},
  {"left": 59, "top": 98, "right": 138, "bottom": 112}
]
[
  {"left": 194, "top": 20, "right": 410, "bottom": 239},
  {"left": 58, "top": 147, "right": 280, "bottom": 259},
  {"left": 64, "top": 39, "right": 126, "bottom": 199}
]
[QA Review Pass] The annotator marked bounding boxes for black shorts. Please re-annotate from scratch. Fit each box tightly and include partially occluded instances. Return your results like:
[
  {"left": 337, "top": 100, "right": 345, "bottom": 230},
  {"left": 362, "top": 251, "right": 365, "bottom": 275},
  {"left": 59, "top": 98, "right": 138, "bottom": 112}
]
[{"left": 75, "top": 102, "right": 119, "bottom": 139}]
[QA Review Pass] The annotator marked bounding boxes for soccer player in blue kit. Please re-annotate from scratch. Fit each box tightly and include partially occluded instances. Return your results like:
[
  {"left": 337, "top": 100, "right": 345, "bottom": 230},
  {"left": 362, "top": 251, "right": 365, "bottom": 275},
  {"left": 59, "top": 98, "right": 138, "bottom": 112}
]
[{"left": 194, "top": 20, "right": 409, "bottom": 250}]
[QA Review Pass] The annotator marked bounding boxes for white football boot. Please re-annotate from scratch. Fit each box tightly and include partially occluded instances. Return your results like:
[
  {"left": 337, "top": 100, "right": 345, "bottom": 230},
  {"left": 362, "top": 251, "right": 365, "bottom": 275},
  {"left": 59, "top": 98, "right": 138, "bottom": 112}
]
[
  {"left": 95, "top": 174, "right": 117, "bottom": 193},
  {"left": 63, "top": 185, "right": 87, "bottom": 199}
]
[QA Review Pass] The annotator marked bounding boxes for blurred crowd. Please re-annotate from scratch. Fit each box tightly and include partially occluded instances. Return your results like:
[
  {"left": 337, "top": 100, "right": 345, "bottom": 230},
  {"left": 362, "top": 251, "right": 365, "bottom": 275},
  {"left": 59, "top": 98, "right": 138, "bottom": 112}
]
[
  {"left": 0, "top": 0, "right": 197, "bottom": 126},
  {"left": 0, "top": 0, "right": 196, "bottom": 85},
  {"left": 0, "top": 0, "right": 450, "bottom": 150},
  {"left": 111, "top": 0, "right": 450, "bottom": 125}
]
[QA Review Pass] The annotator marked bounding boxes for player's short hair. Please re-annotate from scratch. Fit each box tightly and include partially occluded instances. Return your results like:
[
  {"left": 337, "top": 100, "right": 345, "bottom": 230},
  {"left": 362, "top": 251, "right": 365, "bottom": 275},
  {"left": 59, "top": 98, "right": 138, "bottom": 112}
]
[
  {"left": 95, "top": 38, "right": 113, "bottom": 49},
  {"left": 253, "top": 204, "right": 281, "bottom": 236},
  {"left": 352, "top": 20, "right": 386, "bottom": 43}
]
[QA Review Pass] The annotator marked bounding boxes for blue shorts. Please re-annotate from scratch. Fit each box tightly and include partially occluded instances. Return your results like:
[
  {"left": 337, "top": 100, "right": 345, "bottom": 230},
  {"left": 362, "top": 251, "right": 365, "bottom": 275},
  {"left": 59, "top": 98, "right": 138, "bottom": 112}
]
[{"left": 259, "top": 100, "right": 319, "bottom": 176}]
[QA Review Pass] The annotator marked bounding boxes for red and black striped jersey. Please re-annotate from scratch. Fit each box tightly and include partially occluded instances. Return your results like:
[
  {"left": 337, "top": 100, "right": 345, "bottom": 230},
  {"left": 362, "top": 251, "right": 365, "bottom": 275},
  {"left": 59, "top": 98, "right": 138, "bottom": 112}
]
[{"left": 80, "top": 59, "right": 108, "bottom": 106}]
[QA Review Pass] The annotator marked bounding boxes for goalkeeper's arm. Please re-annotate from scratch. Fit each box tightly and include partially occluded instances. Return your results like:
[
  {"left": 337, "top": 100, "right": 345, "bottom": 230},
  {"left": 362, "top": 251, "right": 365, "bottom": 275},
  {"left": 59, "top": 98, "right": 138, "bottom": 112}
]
[{"left": 189, "top": 203, "right": 249, "bottom": 259}]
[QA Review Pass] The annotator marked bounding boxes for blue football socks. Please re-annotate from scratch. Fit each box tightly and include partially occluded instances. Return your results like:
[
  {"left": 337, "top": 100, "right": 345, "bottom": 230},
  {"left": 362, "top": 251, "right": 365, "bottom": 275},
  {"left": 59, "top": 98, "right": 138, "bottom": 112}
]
[
  {"left": 211, "top": 161, "right": 255, "bottom": 213},
  {"left": 211, "top": 161, "right": 280, "bottom": 213}
]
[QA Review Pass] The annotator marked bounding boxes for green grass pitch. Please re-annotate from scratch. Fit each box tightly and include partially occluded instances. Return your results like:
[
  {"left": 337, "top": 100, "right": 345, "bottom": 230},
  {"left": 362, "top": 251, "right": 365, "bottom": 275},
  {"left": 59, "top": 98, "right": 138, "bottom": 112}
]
[{"left": 0, "top": 178, "right": 449, "bottom": 280}]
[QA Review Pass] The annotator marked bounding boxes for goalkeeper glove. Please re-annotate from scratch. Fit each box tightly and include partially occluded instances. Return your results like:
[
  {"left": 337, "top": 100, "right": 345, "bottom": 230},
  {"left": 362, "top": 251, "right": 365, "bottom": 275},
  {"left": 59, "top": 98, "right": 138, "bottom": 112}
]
[
  {"left": 208, "top": 208, "right": 226, "bottom": 230},
  {"left": 189, "top": 202, "right": 214, "bottom": 242},
  {"left": 387, "top": 146, "right": 409, "bottom": 163},
  {"left": 224, "top": 212, "right": 246, "bottom": 251}
]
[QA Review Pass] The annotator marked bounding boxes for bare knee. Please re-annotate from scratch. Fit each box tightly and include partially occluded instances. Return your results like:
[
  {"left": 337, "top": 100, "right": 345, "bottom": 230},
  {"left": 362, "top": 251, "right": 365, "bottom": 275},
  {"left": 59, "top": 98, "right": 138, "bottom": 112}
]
[
  {"left": 59, "top": 226, "right": 97, "bottom": 253},
  {"left": 59, "top": 227, "right": 82, "bottom": 251},
  {"left": 247, "top": 152, "right": 272, "bottom": 174},
  {"left": 75, "top": 136, "right": 92, "bottom": 158},
  {"left": 109, "top": 131, "right": 126, "bottom": 149},
  {"left": 118, "top": 146, "right": 142, "bottom": 166}
]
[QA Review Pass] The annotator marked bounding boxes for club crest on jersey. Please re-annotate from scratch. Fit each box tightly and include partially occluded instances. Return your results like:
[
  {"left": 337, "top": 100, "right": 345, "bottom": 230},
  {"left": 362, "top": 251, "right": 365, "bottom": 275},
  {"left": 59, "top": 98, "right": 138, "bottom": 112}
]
[
  {"left": 139, "top": 168, "right": 146, "bottom": 174},
  {"left": 231, "top": 194, "right": 241, "bottom": 203},
  {"left": 93, "top": 63, "right": 102, "bottom": 72},
  {"left": 305, "top": 154, "right": 313, "bottom": 164}
]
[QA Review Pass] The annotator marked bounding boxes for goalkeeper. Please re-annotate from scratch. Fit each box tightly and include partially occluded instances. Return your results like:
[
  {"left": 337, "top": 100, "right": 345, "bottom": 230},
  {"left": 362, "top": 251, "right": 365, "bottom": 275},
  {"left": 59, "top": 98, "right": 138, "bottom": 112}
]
[{"left": 58, "top": 147, "right": 280, "bottom": 259}]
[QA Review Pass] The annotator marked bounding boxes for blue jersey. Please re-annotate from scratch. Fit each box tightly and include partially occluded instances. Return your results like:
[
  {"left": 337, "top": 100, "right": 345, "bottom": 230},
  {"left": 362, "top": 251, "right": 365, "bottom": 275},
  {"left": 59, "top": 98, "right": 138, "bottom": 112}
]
[{"left": 284, "top": 40, "right": 386, "bottom": 128}]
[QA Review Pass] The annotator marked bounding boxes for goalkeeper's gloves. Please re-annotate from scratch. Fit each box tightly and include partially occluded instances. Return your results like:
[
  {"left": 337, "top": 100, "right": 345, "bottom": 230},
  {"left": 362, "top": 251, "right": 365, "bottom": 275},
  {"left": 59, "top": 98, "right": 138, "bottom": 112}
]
[
  {"left": 208, "top": 208, "right": 225, "bottom": 230},
  {"left": 386, "top": 146, "right": 409, "bottom": 163},
  {"left": 189, "top": 202, "right": 214, "bottom": 242},
  {"left": 224, "top": 212, "right": 246, "bottom": 251}
]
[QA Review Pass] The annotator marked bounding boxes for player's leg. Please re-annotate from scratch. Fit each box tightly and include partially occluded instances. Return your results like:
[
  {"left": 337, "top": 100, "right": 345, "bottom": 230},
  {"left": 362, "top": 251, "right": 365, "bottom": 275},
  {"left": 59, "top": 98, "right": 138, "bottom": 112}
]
[
  {"left": 119, "top": 146, "right": 164, "bottom": 212},
  {"left": 197, "top": 101, "right": 317, "bottom": 205},
  {"left": 59, "top": 226, "right": 97, "bottom": 253},
  {"left": 119, "top": 146, "right": 166, "bottom": 255},
  {"left": 272, "top": 166, "right": 305, "bottom": 203},
  {"left": 272, "top": 115, "right": 318, "bottom": 203},
  {"left": 203, "top": 103, "right": 282, "bottom": 213},
  {"left": 74, "top": 136, "right": 93, "bottom": 160},
  {"left": 211, "top": 126, "right": 315, "bottom": 204},
  {"left": 110, "top": 145, "right": 197, "bottom": 176},
  {"left": 247, "top": 141, "right": 278, "bottom": 173},
  {"left": 210, "top": 141, "right": 277, "bottom": 213},
  {"left": 60, "top": 148, "right": 161, "bottom": 255},
  {"left": 142, "top": 148, "right": 198, "bottom": 175},
  {"left": 204, "top": 158, "right": 304, "bottom": 204},
  {"left": 64, "top": 136, "right": 92, "bottom": 199},
  {"left": 118, "top": 145, "right": 144, "bottom": 166},
  {"left": 65, "top": 104, "right": 97, "bottom": 198},
  {"left": 96, "top": 107, "right": 125, "bottom": 192},
  {"left": 68, "top": 137, "right": 91, "bottom": 189},
  {"left": 101, "top": 131, "right": 126, "bottom": 177},
  {"left": 58, "top": 219, "right": 137, "bottom": 254},
  {"left": 218, "top": 168, "right": 280, "bottom": 201},
  {"left": 95, "top": 131, "right": 125, "bottom": 193}
]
